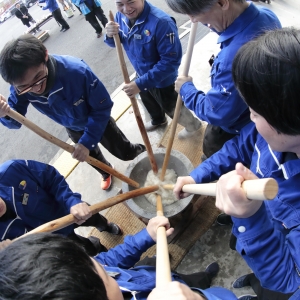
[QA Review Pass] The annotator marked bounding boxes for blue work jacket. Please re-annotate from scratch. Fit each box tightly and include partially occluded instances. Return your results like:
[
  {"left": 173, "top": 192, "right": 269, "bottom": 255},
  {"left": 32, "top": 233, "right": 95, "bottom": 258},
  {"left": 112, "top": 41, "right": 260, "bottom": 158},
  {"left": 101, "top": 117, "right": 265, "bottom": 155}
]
[
  {"left": 0, "top": 55, "right": 113, "bottom": 151},
  {"left": 0, "top": 160, "right": 82, "bottom": 240},
  {"left": 180, "top": 3, "right": 281, "bottom": 134},
  {"left": 96, "top": 228, "right": 238, "bottom": 300},
  {"left": 39, "top": 0, "right": 59, "bottom": 12},
  {"left": 190, "top": 122, "right": 300, "bottom": 295},
  {"left": 104, "top": 1, "right": 182, "bottom": 91}
]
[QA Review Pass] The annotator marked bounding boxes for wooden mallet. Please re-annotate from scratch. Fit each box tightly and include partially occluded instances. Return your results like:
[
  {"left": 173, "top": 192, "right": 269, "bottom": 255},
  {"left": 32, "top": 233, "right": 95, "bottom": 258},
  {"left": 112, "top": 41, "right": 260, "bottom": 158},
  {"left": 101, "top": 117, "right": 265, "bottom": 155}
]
[
  {"left": 163, "top": 178, "right": 278, "bottom": 200},
  {"left": 160, "top": 22, "right": 199, "bottom": 181},
  {"left": 6, "top": 109, "right": 139, "bottom": 188},
  {"left": 15, "top": 185, "right": 159, "bottom": 241},
  {"left": 155, "top": 194, "right": 172, "bottom": 286},
  {"left": 108, "top": 10, "right": 158, "bottom": 174}
]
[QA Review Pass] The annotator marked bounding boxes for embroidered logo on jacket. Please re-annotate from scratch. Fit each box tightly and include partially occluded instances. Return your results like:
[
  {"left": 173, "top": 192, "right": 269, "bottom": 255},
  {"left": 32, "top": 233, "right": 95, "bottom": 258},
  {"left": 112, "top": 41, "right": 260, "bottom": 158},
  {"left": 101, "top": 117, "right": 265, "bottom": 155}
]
[{"left": 73, "top": 99, "right": 84, "bottom": 106}]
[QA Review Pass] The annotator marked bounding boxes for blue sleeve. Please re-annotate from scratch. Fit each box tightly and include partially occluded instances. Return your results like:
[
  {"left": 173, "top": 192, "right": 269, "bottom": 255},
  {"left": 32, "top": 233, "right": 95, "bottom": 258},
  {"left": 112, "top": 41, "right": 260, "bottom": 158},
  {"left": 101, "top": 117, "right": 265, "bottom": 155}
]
[
  {"left": 40, "top": 0, "right": 54, "bottom": 10},
  {"left": 180, "top": 68, "right": 248, "bottom": 128},
  {"left": 77, "top": 67, "right": 113, "bottom": 149},
  {"left": 104, "top": 35, "right": 117, "bottom": 47},
  {"left": 190, "top": 123, "right": 256, "bottom": 183},
  {"left": 0, "top": 87, "right": 31, "bottom": 129},
  {"left": 18, "top": 160, "right": 82, "bottom": 211},
  {"left": 95, "top": 228, "right": 155, "bottom": 268},
  {"left": 233, "top": 204, "right": 300, "bottom": 293},
  {"left": 135, "top": 20, "right": 182, "bottom": 91}
]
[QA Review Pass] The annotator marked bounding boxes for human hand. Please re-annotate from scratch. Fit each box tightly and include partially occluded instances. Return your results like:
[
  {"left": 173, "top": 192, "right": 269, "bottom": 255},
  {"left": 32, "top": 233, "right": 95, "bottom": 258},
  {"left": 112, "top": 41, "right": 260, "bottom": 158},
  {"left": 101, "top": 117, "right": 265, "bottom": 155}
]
[
  {"left": 147, "top": 282, "right": 204, "bottom": 300},
  {"left": 70, "top": 202, "right": 92, "bottom": 225},
  {"left": 0, "top": 239, "right": 12, "bottom": 250},
  {"left": 175, "top": 75, "right": 193, "bottom": 93},
  {"left": 173, "top": 176, "right": 196, "bottom": 200},
  {"left": 105, "top": 21, "right": 119, "bottom": 38},
  {"left": 215, "top": 163, "right": 263, "bottom": 218},
  {"left": 72, "top": 143, "right": 89, "bottom": 162},
  {"left": 122, "top": 81, "right": 140, "bottom": 98},
  {"left": 146, "top": 216, "right": 174, "bottom": 242},
  {"left": 0, "top": 95, "right": 10, "bottom": 118}
]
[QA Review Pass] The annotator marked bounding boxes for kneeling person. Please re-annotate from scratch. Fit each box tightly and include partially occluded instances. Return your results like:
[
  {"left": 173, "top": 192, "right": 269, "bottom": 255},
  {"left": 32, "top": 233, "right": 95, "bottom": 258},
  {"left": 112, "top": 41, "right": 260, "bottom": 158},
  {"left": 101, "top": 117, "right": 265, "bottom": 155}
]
[{"left": 0, "top": 159, "right": 121, "bottom": 255}]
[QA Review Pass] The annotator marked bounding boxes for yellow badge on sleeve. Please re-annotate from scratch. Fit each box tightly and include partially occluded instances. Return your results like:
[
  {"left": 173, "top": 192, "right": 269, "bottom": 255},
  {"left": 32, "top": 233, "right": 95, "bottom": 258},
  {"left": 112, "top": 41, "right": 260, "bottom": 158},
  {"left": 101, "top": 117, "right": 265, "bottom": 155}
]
[{"left": 19, "top": 180, "right": 27, "bottom": 190}]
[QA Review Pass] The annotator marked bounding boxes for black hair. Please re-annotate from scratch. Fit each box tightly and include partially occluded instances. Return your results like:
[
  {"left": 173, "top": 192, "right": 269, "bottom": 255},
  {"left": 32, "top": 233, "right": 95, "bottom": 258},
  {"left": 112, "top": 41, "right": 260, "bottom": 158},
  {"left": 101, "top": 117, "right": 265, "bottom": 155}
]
[
  {"left": 232, "top": 27, "right": 300, "bottom": 135},
  {"left": 164, "top": 0, "right": 245, "bottom": 15},
  {"left": 0, "top": 233, "right": 109, "bottom": 300},
  {"left": 0, "top": 34, "right": 47, "bottom": 84}
]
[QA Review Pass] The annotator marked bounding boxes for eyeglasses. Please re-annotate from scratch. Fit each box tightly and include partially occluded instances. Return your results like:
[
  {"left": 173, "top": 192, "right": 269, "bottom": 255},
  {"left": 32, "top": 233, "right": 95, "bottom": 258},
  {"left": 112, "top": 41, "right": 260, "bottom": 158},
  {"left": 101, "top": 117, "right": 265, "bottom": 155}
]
[{"left": 15, "top": 65, "right": 48, "bottom": 96}]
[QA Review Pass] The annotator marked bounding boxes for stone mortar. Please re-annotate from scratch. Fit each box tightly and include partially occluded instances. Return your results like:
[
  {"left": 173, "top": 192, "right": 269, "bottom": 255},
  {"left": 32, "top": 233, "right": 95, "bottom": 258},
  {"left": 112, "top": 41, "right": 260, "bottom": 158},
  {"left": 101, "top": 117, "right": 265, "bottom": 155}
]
[{"left": 122, "top": 148, "right": 194, "bottom": 219}]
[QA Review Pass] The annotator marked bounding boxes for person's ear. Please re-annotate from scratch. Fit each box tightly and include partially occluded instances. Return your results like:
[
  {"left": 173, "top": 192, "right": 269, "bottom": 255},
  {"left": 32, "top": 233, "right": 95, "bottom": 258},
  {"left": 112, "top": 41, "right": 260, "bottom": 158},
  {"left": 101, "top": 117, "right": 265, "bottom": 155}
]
[
  {"left": 45, "top": 50, "right": 49, "bottom": 62},
  {"left": 218, "top": 0, "right": 230, "bottom": 11}
]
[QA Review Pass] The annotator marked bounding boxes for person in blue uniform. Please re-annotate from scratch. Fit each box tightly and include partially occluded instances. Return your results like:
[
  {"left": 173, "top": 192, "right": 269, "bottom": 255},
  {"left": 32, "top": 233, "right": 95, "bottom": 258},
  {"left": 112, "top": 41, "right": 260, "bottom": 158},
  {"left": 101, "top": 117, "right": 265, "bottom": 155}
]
[
  {"left": 165, "top": 0, "right": 281, "bottom": 158},
  {"left": 0, "top": 35, "right": 145, "bottom": 190},
  {"left": 105, "top": 0, "right": 201, "bottom": 139},
  {"left": 173, "top": 28, "right": 300, "bottom": 300},
  {"left": 0, "top": 216, "right": 238, "bottom": 300},
  {"left": 0, "top": 159, "right": 122, "bottom": 255},
  {"left": 38, "top": 0, "right": 70, "bottom": 32}
]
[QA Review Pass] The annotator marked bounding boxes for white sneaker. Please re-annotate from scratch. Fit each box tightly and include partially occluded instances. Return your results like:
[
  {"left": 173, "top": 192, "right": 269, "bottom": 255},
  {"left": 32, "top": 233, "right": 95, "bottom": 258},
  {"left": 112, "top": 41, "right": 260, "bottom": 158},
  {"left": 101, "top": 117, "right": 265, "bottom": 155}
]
[{"left": 178, "top": 128, "right": 199, "bottom": 139}]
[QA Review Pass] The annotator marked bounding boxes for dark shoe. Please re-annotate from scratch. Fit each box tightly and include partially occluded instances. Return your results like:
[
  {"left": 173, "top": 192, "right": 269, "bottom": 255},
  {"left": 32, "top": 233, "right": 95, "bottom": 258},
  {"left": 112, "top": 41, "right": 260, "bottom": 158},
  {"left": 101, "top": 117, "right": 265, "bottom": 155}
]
[
  {"left": 60, "top": 27, "right": 64, "bottom": 31},
  {"left": 232, "top": 274, "right": 251, "bottom": 289},
  {"left": 88, "top": 236, "right": 108, "bottom": 255},
  {"left": 105, "top": 222, "right": 123, "bottom": 235},
  {"left": 62, "top": 26, "right": 70, "bottom": 32},
  {"left": 205, "top": 262, "right": 219, "bottom": 279},
  {"left": 144, "top": 118, "right": 167, "bottom": 131},
  {"left": 97, "top": 32, "right": 102, "bottom": 38},
  {"left": 238, "top": 295, "right": 257, "bottom": 300},
  {"left": 216, "top": 213, "right": 233, "bottom": 226},
  {"left": 201, "top": 154, "right": 207, "bottom": 162},
  {"left": 135, "top": 144, "right": 146, "bottom": 157}
]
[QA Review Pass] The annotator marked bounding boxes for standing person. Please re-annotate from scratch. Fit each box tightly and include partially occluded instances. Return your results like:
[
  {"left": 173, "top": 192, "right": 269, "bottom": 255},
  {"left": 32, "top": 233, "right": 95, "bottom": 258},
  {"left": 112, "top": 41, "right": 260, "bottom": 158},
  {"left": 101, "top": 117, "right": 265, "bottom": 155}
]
[
  {"left": 0, "top": 159, "right": 122, "bottom": 256},
  {"left": 74, "top": 0, "right": 108, "bottom": 38},
  {"left": 38, "top": 0, "right": 70, "bottom": 32},
  {"left": 0, "top": 217, "right": 239, "bottom": 300},
  {"left": 173, "top": 28, "right": 300, "bottom": 299},
  {"left": 57, "top": 0, "right": 76, "bottom": 12},
  {"left": 105, "top": 0, "right": 201, "bottom": 139},
  {"left": 15, "top": 3, "right": 41, "bottom": 34},
  {"left": 165, "top": 0, "right": 281, "bottom": 157},
  {"left": 0, "top": 35, "right": 145, "bottom": 190}
]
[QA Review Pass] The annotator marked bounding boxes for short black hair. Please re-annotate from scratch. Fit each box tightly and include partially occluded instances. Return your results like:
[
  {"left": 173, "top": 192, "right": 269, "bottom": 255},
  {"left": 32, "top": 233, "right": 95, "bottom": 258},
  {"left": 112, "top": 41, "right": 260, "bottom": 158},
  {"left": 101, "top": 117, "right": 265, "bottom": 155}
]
[
  {"left": 0, "top": 34, "right": 47, "bottom": 84},
  {"left": 232, "top": 27, "right": 300, "bottom": 135},
  {"left": 164, "top": 0, "right": 245, "bottom": 15},
  {"left": 0, "top": 233, "right": 109, "bottom": 300}
]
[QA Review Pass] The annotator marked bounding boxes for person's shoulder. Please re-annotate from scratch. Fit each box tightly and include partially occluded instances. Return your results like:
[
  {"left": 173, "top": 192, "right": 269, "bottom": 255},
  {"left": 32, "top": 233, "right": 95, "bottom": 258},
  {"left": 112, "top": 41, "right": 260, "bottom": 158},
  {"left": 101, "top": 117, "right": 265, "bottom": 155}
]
[
  {"left": 0, "top": 160, "right": 23, "bottom": 176},
  {"left": 53, "top": 55, "right": 90, "bottom": 75},
  {"left": 147, "top": 2, "right": 173, "bottom": 24}
]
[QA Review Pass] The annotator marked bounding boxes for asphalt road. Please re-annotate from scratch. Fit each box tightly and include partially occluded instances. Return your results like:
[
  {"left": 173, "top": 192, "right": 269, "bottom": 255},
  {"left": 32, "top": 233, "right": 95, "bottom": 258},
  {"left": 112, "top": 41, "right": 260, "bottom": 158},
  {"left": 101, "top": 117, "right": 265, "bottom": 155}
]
[{"left": 0, "top": 0, "right": 299, "bottom": 164}]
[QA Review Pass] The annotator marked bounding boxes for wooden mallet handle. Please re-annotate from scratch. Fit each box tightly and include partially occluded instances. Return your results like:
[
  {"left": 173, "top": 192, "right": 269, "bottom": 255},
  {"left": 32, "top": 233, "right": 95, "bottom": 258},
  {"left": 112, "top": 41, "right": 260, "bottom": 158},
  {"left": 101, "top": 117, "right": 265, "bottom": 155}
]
[
  {"left": 108, "top": 10, "right": 158, "bottom": 174},
  {"left": 156, "top": 194, "right": 172, "bottom": 286},
  {"left": 160, "top": 22, "right": 199, "bottom": 180},
  {"left": 7, "top": 109, "right": 139, "bottom": 188},
  {"left": 15, "top": 185, "right": 159, "bottom": 241},
  {"left": 163, "top": 178, "right": 278, "bottom": 200}
]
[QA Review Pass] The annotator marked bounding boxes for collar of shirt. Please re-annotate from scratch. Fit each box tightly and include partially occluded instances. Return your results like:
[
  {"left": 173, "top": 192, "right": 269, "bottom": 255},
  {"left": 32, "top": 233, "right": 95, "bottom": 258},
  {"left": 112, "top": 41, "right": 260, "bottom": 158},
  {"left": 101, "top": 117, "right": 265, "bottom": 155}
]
[{"left": 217, "top": 2, "right": 259, "bottom": 44}]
